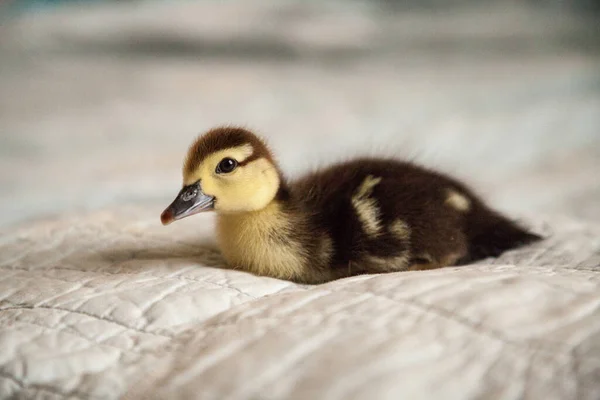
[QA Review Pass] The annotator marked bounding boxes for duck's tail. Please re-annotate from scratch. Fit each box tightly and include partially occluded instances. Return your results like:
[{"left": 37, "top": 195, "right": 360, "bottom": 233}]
[{"left": 461, "top": 206, "right": 542, "bottom": 263}]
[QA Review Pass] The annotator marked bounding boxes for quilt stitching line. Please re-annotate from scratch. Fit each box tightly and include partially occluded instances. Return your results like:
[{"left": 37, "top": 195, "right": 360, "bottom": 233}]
[
  {"left": 3, "top": 266, "right": 261, "bottom": 300},
  {"left": 58, "top": 265, "right": 261, "bottom": 299},
  {"left": 79, "top": 283, "right": 595, "bottom": 358},
  {"left": 5, "top": 319, "right": 150, "bottom": 355},
  {"left": 32, "top": 280, "right": 93, "bottom": 308},
  {"left": 136, "top": 280, "right": 191, "bottom": 316},
  {"left": 3, "top": 314, "right": 200, "bottom": 368},
  {"left": 319, "top": 288, "right": 581, "bottom": 355},
  {"left": 0, "top": 305, "right": 172, "bottom": 338}
]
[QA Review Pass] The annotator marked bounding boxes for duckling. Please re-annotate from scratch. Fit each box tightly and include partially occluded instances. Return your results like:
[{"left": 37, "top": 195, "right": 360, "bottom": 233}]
[{"left": 161, "top": 126, "right": 541, "bottom": 284}]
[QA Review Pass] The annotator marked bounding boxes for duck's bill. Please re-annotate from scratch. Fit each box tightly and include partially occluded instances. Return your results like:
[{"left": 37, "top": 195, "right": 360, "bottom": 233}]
[{"left": 160, "top": 181, "right": 214, "bottom": 225}]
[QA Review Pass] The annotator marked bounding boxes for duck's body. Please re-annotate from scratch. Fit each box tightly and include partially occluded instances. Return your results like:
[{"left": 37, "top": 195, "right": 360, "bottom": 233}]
[{"left": 162, "top": 127, "right": 541, "bottom": 284}]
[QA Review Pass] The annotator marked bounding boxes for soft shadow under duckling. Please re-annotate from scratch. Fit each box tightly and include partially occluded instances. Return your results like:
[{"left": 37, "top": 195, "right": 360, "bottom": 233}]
[{"left": 161, "top": 126, "right": 541, "bottom": 284}]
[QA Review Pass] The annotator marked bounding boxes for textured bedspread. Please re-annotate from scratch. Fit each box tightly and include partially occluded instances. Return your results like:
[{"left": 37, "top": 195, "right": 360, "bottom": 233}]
[
  {"left": 1, "top": 1, "right": 599, "bottom": 399},
  {"left": 1, "top": 210, "right": 599, "bottom": 399}
]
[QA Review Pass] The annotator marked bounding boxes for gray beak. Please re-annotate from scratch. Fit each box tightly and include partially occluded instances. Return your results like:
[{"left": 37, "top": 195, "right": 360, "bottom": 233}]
[{"left": 160, "top": 181, "right": 214, "bottom": 225}]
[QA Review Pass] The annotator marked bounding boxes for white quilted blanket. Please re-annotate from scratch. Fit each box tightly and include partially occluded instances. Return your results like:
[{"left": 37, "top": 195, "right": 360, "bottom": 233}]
[
  {"left": 1, "top": 1, "right": 599, "bottom": 399},
  {"left": 2, "top": 210, "right": 600, "bottom": 399}
]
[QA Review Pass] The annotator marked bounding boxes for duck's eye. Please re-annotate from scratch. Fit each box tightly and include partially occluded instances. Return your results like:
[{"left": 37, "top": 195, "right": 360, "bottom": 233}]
[{"left": 216, "top": 158, "right": 238, "bottom": 174}]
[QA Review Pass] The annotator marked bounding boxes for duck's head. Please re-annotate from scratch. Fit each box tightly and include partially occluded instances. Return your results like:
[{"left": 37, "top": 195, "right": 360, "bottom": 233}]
[{"left": 161, "top": 127, "right": 281, "bottom": 225}]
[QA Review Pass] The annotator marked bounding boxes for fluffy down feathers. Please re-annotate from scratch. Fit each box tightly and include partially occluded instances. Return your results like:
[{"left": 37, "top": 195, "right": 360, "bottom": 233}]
[{"left": 163, "top": 127, "right": 542, "bottom": 284}]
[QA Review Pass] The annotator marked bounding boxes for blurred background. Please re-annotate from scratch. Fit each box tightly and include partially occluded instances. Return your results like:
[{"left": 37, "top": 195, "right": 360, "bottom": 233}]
[{"left": 1, "top": 0, "right": 599, "bottom": 228}]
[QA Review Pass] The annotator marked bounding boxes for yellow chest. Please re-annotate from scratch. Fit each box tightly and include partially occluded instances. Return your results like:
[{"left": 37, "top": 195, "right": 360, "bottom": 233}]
[{"left": 215, "top": 203, "right": 309, "bottom": 281}]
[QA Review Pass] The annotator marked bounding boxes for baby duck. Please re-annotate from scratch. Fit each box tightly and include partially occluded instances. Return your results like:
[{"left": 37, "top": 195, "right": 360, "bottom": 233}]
[{"left": 161, "top": 126, "right": 541, "bottom": 284}]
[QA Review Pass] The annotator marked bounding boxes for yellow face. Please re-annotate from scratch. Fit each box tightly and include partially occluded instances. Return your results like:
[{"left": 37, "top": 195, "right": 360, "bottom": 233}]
[{"left": 182, "top": 144, "right": 281, "bottom": 213}]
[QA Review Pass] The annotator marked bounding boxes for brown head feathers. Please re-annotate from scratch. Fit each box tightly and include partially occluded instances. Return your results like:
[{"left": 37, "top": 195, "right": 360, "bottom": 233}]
[{"left": 184, "top": 126, "right": 275, "bottom": 177}]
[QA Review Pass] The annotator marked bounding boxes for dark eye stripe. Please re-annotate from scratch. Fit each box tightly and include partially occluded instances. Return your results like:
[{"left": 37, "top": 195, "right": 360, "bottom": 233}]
[{"left": 236, "top": 153, "right": 262, "bottom": 166}]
